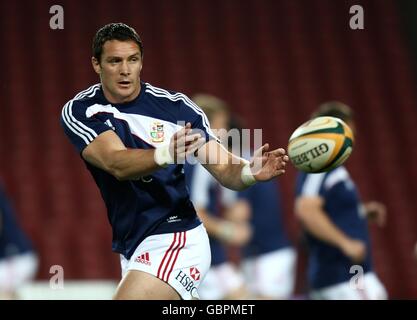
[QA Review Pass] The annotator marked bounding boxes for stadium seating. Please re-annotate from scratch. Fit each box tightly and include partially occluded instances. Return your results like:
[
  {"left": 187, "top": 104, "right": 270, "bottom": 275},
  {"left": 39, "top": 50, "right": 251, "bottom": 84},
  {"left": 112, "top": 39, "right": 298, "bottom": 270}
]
[{"left": 0, "top": 0, "right": 416, "bottom": 298}]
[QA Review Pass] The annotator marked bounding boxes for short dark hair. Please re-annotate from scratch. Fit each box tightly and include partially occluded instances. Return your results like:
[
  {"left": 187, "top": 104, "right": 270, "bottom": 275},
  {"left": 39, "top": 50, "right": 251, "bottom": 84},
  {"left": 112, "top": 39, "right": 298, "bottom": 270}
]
[
  {"left": 92, "top": 23, "right": 144, "bottom": 62},
  {"left": 312, "top": 101, "right": 353, "bottom": 123}
]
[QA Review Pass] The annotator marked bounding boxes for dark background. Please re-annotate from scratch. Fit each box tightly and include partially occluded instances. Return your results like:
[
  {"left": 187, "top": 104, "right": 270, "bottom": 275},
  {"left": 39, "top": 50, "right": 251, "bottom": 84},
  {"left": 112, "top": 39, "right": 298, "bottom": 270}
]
[{"left": 0, "top": 0, "right": 416, "bottom": 298}]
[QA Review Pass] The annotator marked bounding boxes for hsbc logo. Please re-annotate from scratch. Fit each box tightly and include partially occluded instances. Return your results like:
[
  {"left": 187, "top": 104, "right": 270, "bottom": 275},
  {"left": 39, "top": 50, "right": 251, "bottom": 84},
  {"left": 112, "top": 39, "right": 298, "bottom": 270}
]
[
  {"left": 175, "top": 270, "right": 198, "bottom": 296},
  {"left": 190, "top": 267, "right": 200, "bottom": 281}
]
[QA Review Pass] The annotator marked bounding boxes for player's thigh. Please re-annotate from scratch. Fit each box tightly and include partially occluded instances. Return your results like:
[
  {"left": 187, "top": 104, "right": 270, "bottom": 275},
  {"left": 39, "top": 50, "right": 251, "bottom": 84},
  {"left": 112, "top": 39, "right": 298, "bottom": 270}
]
[
  {"left": 199, "top": 262, "right": 248, "bottom": 300},
  {"left": 114, "top": 270, "right": 181, "bottom": 300},
  {"left": 310, "top": 281, "right": 362, "bottom": 300},
  {"left": 311, "top": 272, "right": 385, "bottom": 300},
  {"left": 363, "top": 272, "right": 388, "bottom": 300},
  {"left": 242, "top": 247, "right": 297, "bottom": 299},
  {"left": 0, "top": 252, "right": 38, "bottom": 292},
  {"left": 119, "top": 224, "right": 211, "bottom": 300}
]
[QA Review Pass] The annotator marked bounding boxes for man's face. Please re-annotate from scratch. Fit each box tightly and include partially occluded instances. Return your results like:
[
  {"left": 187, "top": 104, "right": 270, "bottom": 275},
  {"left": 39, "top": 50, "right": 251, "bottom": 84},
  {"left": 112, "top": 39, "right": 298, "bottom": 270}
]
[{"left": 92, "top": 40, "right": 142, "bottom": 104}]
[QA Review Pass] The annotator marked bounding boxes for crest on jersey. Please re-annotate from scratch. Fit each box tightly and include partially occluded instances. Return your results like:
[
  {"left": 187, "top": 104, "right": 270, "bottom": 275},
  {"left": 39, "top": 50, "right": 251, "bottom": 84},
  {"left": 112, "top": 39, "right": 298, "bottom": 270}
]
[{"left": 150, "top": 122, "right": 164, "bottom": 142}]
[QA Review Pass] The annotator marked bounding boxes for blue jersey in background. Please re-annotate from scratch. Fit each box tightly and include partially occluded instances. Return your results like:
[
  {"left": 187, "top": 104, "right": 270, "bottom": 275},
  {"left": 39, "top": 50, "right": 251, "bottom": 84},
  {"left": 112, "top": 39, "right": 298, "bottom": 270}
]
[
  {"left": 239, "top": 179, "right": 291, "bottom": 258},
  {"left": 295, "top": 166, "right": 372, "bottom": 289}
]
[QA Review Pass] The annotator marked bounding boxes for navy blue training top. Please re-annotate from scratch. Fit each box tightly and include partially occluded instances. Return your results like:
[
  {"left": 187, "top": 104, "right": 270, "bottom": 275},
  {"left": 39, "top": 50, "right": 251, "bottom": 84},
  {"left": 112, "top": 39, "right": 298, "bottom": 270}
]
[{"left": 61, "top": 82, "right": 217, "bottom": 259}]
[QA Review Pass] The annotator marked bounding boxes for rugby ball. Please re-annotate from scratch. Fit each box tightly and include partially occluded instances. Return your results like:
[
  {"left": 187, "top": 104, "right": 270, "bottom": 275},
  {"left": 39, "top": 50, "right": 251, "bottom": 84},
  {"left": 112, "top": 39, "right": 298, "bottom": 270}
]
[{"left": 287, "top": 116, "right": 354, "bottom": 173}]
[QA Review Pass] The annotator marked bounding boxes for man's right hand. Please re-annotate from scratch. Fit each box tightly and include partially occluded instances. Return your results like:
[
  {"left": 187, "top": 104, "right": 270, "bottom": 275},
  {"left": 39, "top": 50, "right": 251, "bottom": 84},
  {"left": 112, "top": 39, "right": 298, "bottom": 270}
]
[
  {"left": 340, "top": 238, "right": 367, "bottom": 263},
  {"left": 169, "top": 122, "right": 206, "bottom": 163},
  {"left": 154, "top": 123, "right": 206, "bottom": 167}
]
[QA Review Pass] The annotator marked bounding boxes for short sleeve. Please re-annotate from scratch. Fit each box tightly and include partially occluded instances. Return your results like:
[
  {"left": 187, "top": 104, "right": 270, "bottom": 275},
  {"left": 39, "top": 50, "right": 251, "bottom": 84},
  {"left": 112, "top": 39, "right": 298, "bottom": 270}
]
[
  {"left": 60, "top": 100, "right": 112, "bottom": 153},
  {"left": 298, "top": 172, "right": 326, "bottom": 197}
]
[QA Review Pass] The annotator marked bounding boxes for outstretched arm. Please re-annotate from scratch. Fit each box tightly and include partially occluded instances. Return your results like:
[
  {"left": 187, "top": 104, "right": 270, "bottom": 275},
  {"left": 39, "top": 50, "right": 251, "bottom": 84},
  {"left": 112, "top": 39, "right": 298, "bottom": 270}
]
[
  {"left": 196, "top": 139, "right": 288, "bottom": 191},
  {"left": 82, "top": 123, "right": 204, "bottom": 181}
]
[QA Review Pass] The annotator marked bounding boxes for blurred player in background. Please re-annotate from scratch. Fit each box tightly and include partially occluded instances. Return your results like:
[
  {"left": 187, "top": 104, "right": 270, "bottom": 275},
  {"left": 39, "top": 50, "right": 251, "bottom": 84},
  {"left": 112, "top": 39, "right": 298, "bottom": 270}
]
[
  {"left": 60, "top": 23, "right": 289, "bottom": 300},
  {"left": 228, "top": 117, "right": 297, "bottom": 299},
  {"left": 0, "top": 183, "right": 38, "bottom": 299},
  {"left": 185, "top": 94, "right": 251, "bottom": 299},
  {"left": 238, "top": 154, "right": 297, "bottom": 299},
  {"left": 188, "top": 95, "right": 297, "bottom": 300},
  {"left": 294, "top": 101, "right": 388, "bottom": 299}
]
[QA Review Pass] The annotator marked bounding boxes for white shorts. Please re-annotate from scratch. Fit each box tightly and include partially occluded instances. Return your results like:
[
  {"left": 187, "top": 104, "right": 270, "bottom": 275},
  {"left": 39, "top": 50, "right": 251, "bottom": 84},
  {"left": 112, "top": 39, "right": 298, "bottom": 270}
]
[
  {"left": 241, "top": 247, "right": 297, "bottom": 299},
  {"left": 198, "top": 262, "right": 245, "bottom": 300},
  {"left": 120, "top": 224, "right": 211, "bottom": 300},
  {"left": 310, "top": 272, "right": 388, "bottom": 300},
  {"left": 0, "top": 252, "right": 39, "bottom": 292}
]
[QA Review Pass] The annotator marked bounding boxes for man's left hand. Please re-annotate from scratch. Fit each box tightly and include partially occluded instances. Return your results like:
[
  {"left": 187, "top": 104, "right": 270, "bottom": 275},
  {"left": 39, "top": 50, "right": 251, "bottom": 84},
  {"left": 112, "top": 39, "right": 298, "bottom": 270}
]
[{"left": 250, "top": 144, "right": 289, "bottom": 182}]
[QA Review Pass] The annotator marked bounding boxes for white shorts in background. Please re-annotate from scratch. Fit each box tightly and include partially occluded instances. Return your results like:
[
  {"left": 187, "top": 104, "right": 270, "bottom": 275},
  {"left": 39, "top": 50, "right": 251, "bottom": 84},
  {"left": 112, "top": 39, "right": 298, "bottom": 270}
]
[
  {"left": 310, "top": 272, "right": 388, "bottom": 300},
  {"left": 241, "top": 247, "right": 297, "bottom": 299},
  {"left": 0, "top": 252, "right": 39, "bottom": 292},
  {"left": 120, "top": 224, "right": 211, "bottom": 300},
  {"left": 198, "top": 262, "right": 245, "bottom": 300}
]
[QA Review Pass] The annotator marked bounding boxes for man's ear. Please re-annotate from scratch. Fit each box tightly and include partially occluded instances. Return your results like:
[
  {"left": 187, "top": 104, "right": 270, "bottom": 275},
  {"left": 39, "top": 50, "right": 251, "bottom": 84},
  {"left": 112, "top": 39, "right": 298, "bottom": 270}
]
[{"left": 91, "top": 57, "right": 101, "bottom": 74}]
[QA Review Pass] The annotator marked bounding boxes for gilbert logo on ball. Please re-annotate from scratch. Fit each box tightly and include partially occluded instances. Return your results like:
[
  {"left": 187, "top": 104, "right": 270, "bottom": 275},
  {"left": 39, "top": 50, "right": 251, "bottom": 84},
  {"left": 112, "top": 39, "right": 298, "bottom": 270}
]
[{"left": 287, "top": 116, "right": 354, "bottom": 173}]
